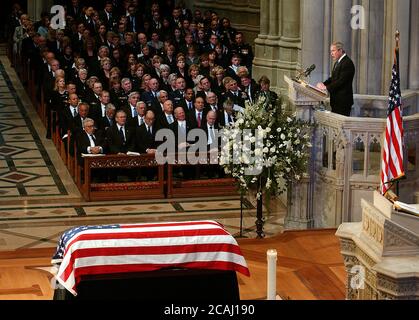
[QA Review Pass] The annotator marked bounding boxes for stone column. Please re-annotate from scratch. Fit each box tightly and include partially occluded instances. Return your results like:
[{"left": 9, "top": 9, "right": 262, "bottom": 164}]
[
  {"left": 383, "top": 0, "right": 411, "bottom": 93},
  {"left": 301, "top": 0, "right": 326, "bottom": 85},
  {"left": 355, "top": 0, "right": 385, "bottom": 95},
  {"left": 28, "top": 0, "right": 53, "bottom": 21},
  {"left": 253, "top": 0, "right": 301, "bottom": 94}
]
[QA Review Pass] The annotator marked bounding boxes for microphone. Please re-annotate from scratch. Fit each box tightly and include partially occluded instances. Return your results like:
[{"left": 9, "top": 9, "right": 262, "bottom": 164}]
[{"left": 303, "top": 64, "right": 316, "bottom": 77}]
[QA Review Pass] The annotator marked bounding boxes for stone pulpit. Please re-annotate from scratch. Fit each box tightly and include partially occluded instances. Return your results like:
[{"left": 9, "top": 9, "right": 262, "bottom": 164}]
[
  {"left": 336, "top": 191, "right": 419, "bottom": 300},
  {"left": 284, "top": 75, "right": 328, "bottom": 229}
]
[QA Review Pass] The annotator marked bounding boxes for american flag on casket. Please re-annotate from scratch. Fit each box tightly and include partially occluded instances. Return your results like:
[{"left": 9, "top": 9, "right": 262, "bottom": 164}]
[{"left": 52, "top": 220, "right": 250, "bottom": 296}]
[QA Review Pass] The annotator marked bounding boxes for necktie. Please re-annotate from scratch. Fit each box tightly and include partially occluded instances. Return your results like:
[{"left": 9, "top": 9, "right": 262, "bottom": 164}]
[
  {"left": 73, "top": 108, "right": 78, "bottom": 117},
  {"left": 119, "top": 126, "right": 125, "bottom": 142},
  {"left": 197, "top": 112, "right": 202, "bottom": 127},
  {"left": 90, "top": 134, "right": 96, "bottom": 146},
  {"left": 139, "top": 116, "right": 143, "bottom": 126},
  {"left": 188, "top": 101, "right": 193, "bottom": 110},
  {"left": 168, "top": 115, "right": 173, "bottom": 124},
  {"left": 147, "top": 126, "right": 152, "bottom": 136},
  {"left": 133, "top": 107, "right": 138, "bottom": 117},
  {"left": 209, "top": 126, "right": 215, "bottom": 144},
  {"left": 228, "top": 114, "right": 232, "bottom": 124}
]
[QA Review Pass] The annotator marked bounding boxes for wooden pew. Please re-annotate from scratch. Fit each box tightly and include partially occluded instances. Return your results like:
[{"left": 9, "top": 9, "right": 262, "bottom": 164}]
[
  {"left": 82, "top": 154, "right": 165, "bottom": 201},
  {"left": 166, "top": 152, "right": 237, "bottom": 198}
]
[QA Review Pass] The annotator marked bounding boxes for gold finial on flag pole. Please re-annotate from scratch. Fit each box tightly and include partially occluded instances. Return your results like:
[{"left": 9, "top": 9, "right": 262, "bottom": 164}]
[{"left": 395, "top": 30, "right": 400, "bottom": 49}]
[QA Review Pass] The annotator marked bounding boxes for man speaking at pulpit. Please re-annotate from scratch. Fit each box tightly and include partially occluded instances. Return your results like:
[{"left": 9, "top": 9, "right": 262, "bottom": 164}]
[{"left": 317, "top": 42, "right": 355, "bottom": 116}]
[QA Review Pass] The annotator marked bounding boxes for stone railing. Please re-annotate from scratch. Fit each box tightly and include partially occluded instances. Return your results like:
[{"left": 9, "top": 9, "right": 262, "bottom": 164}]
[{"left": 311, "top": 111, "right": 419, "bottom": 228}]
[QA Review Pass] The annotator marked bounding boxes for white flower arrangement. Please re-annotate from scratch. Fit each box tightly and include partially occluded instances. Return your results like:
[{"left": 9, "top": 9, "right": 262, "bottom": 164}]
[{"left": 220, "top": 95, "right": 312, "bottom": 198}]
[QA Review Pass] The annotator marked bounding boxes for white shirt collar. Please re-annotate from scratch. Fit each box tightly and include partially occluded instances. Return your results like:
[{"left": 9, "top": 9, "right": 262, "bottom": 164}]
[{"left": 338, "top": 53, "right": 347, "bottom": 64}]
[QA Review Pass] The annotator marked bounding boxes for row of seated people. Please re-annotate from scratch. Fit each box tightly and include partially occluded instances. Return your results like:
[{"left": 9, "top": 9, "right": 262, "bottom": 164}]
[
  {"left": 76, "top": 105, "right": 225, "bottom": 182},
  {"left": 74, "top": 102, "right": 230, "bottom": 154}
]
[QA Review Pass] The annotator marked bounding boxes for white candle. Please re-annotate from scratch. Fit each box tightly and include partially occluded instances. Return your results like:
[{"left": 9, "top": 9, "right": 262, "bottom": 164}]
[{"left": 267, "top": 249, "right": 277, "bottom": 300}]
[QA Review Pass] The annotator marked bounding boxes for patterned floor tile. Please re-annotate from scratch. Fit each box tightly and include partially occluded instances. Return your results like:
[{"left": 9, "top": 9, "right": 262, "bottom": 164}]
[
  {"left": 2, "top": 135, "right": 34, "bottom": 143},
  {"left": 84, "top": 203, "right": 175, "bottom": 216},
  {"left": 23, "top": 176, "right": 56, "bottom": 186},
  {"left": 24, "top": 186, "right": 61, "bottom": 196},
  {"left": 0, "top": 188, "right": 19, "bottom": 196},
  {"left": 11, "top": 150, "right": 43, "bottom": 159},
  {"left": 0, "top": 171, "right": 37, "bottom": 183},
  {"left": 1, "top": 127, "right": 30, "bottom": 134},
  {"left": 0, "top": 145, "right": 25, "bottom": 157},
  {"left": 18, "top": 167, "right": 50, "bottom": 176},
  {"left": 13, "top": 159, "right": 46, "bottom": 167},
  {"left": 179, "top": 200, "right": 242, "bottom": 211}
]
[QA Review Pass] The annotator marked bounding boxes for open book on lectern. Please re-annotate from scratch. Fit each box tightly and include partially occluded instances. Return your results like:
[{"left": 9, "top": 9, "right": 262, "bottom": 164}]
[{"left": 292, "top": 78, "right": 329, "bottom": 99}]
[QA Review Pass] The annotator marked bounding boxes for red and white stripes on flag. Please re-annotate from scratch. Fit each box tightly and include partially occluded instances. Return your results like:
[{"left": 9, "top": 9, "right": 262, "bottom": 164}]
[
  {"left": 380, "top": 46, "right": 404, "bottom": 195},
  {"left": 53, "top": 220, "right": 250, "bottom": 296}
]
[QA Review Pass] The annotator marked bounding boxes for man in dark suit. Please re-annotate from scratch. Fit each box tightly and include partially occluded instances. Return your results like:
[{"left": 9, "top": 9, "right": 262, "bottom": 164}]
[
  {"left": 77, "top": 118, "right": 106, "bottom": 155},
  {"left": 99, "top": 103, "right": 116, "bottom": 131},
  {"left": 59, "top": 93, "right": 80, "bottom": 139},
  {"left": 73, "top": 102, "right": 90, "bottom": 138},
  {"left": 317, "top": 42, "right": 355, "bottom": 116},
  {"left": 136, "top": 110, "right": 158, "bottom": 154},
  {"left": 169, "top": 77, "right": 187, "bottom": 107},
  {"left": 240, "top": 74, "right": 259, "bottom": 105},
  {"left": 99, "top": 1, "right": 116, "bottom": 31},
  {"left": 140, "top": 78, "right": 160, "bottom": 109},
  {"left": 169, "top": 107, "right": 193, "bottom": 152},
  {"left": 128, "top": 101, "right": 147, "bottom": 128},
  {"left": 157, "top": 100, "right": 175, "bottom": 130},
  {"left": 218, "top": 98, "right": 236, "bottom": 127},
  {"left": 188, "top": 97, "right": 207, "bottom": 130},
  {"left": 105, "top": 110, "right": 136, "bottom": 154},
  {"left": 67, "top": 0, "right": 82, "bottom": 20},
  {"left": 122, "top": 91, "right": 140, "bottom": 122},
  {"left": 179, "top": 88, "right": 195, "bottom": 114},
  {"left": 223, "top": 78, "right": 246, "bottom": 110}
]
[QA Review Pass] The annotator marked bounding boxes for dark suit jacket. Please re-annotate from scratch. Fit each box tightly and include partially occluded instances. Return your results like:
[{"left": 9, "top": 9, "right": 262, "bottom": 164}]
[
  {"left": 203, "top": 123, "right": 221, "bottom": 150},
  {"left": 169, "top": 120, "right": 193, "bottom": 151},
  {"left": 179, "top": 99, "right": 195, "bottom": 114},
  {"left": 58, "top": 106, "right": 76, "bottom": 139},
  {"left": 323, "top": 55, "right": 355, "bottom": 116},
  {"left": 218, "top": 110, "right": 236, "bottom": 128},
  {"left": 222, "top": 91, "right": 246, "bottom": 108},
  {"left": 76, "top": 130, "right": 106, "bottom": 155},
  {"left": 105, "top": 125, "right": 136, "bottom": 154},
  {"left": 135, "top": 124, "right": 158, "bottom": 153},
  {"left": 188, "top": 109, "right": 207, "bottom": 130},
  {"left": 99, "top": 116, "right": 114, "bottom": 131}
]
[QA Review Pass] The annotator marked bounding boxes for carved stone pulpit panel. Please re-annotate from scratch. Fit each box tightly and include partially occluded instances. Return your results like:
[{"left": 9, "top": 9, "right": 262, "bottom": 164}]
[{"left": 336, "top": 192, "right": 419, "bottom": 300}]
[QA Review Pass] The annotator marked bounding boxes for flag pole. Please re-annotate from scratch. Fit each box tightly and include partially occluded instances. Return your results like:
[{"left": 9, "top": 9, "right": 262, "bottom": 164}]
[{"left": 395, "top": 30, "right": 400, "bottom": 196}]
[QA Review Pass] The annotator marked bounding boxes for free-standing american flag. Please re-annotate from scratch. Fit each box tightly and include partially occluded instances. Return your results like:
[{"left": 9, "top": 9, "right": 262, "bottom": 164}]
[
  {"left": 380, "top": 33, "right": 405, "bottom": 195},
  {"left": 52, "top": 220, "right": 250, "bottom": 296}
]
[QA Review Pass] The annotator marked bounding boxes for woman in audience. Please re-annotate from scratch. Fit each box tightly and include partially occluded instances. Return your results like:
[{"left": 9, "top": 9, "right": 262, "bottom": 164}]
[
  {"left": 159, "top": 64, "right": 171, "bottom": 91},
  {"left": 95, "top": 24, "right": 108, "bottom": 48},
  {"left": 163, "top": 44, "right": 177, "bottom": 71},
  {"left": 199, "top": 53, "right": 211, "bottom": 78},
  {"left": 75, "top": 68, "right": 89, "bottom": 101},
  {"left": 98, "top": 57, "right": 113, "bottom": 90},
  {"left": 214, "top": 43, "right": 229, "bottom": 68},
  {"left": 211, "top": 66, "right": 226, "bottom": 98},
  {"left": 188, "top": 64, "right": 201, "bottom": 89}
]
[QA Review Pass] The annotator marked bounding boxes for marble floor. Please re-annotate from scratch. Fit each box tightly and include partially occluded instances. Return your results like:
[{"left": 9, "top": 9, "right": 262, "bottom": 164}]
[{"left": 0, "top": 52, "right": 286, "bottom": 253}]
